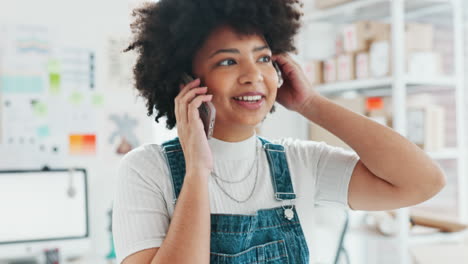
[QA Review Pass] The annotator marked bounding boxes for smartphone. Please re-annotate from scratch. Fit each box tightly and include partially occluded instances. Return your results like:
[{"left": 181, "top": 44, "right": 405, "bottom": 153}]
[{"left": 180, "top": 73, "right": 216, "bottom": 139}]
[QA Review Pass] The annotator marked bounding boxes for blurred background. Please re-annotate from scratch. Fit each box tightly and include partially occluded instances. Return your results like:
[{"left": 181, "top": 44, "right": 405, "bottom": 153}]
[{"left": 0, "top": 0, "right": 467, "bottom": 263}]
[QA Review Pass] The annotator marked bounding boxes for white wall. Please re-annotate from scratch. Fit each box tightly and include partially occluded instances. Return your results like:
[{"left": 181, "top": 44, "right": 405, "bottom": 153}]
[{"left": 0, "top": 0, "right": 177, "bottom": 259}]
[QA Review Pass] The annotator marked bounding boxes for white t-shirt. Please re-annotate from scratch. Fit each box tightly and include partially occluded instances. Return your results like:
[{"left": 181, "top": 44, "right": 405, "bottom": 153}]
[{"left": 112, "top": 134, "right": 360, "bottom": 264}]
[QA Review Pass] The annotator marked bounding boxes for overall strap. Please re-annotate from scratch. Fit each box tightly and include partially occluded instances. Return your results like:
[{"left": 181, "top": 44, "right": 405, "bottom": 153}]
[
  {"left": 258, "top": 137, "right": 297, "bottom": 201},
  {"left": 161, "top": 137, "right": 185, "bottom": 204}
]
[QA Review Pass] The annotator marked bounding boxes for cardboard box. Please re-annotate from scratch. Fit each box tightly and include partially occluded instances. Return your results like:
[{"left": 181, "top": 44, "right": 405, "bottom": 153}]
[
  {"left": 335, "top": 33, "right": 344, "bottom": 55},
  {"left": 368, "top": 39, "right": 437, "bottom": 78},
  {"left": 368, "top": 23, "right": 434, "bottom": 51},
  {"left": 315, "top": 0, "right": 354, "bottom": 9},
  {"left": 337, "top": 54, "right": 355, "bottom": 81},
  {"left": 304, "top": 60, "right": 324, "bottom": 85},
  {"left": 408, "top": 52, "right": 443, "bottom": 77},
  {"left": 425, "top": 105, "right": 445, "bottom": 152},
  {"left": 343, "top": 21, "right": 390, "bottom": 53},
  {"left": 370, "top": 41, "right": 392, "bottom": 77},
  {"left": 374, "top": 24, "right": 392, "bottom": 42},
  {"left": 407, "top": 105, "right": 445, "bottom": 151},
  {"left": 323, "top": 58, "right": 337, "bottom": 83},
  {"left": 406, "top": 23, "right": 434, "bottom": 51},
  {"left": 309, "top": 96, "right": 366, "bottom": 150},
  {"left": 355, "top": 52, "right": 370, "bottom": 79}
]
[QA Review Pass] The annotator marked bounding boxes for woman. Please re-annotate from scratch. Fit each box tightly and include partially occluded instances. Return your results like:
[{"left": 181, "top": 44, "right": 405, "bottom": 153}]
[{"left": 112, "top": 0, "right": 446, "bottom": 263}]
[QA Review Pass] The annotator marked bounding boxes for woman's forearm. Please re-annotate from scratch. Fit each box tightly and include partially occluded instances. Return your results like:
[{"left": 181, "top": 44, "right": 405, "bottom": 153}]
[
  {"left": 151, "top": 169, "right": 211, "bottom": 264},
  {"left": 298, "top": 95, "right": 445, "bottom": 195}
]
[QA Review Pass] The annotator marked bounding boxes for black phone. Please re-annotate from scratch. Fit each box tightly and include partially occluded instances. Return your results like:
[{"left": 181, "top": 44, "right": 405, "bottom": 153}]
[{"left": 180, "top": 73, "right": 216, "bottom": 139}]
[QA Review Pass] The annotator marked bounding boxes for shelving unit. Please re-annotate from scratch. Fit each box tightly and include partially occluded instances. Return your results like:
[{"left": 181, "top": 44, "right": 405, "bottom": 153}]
[
  {"left": 427, "top": 148, "right": 459, "bottom": 160},
  {"left": 315, "top": 76, "right": 456, "bottom": 95},
  {"left": 303, "top": 0, "right": 466, "bottom": 263},
  {"left": 305, "top": 0, "right": 453, "bottom": 24}
]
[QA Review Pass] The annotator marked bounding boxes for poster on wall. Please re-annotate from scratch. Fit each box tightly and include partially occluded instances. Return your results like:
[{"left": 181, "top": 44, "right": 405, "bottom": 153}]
[
  {"left": 99, "top": 92, "right": 154, "bottom": 156},
  {"left": 0, "top": 24, "right": 99, "bottom": 157},
  {"left": 0, "top": 25, "right": 52, "bottom": 94},
  {"left": 103, "top": 34, "right": 177, "bottom": 153},
  {"left": 108, "top": 113, "right": 139, "bottom": 155},
  {"left": 57, "top": 48, "right": 95, "bottom": 94},
  {"left": 102, "top": 34, "right": 157, "bottom": 156}
]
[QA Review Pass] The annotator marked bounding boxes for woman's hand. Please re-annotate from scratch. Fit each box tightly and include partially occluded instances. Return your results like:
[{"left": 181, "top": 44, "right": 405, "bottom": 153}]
[
  {"left": 273, "top": 53, "right": 321, "bottom": 113},
  {"left": 175, "top": 78, "right": 214, "bottom": 174}
]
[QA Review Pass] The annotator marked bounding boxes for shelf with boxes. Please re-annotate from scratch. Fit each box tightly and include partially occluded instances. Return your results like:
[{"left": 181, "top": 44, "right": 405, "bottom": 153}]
[
  {"left": 303, "top": 20, "right": 451, "bottom": 93},
  {"left": 304, "top": 17, "right": 457, "bottom": 160},
  {"left": 303, "top": 1, "right": 467, "bottom": 262},
  {"left": 313, "top": 76, "right": 456, "bottom": 96},
  {"left": 308, "top": 94, "right": 456, "bottom": 160},
  {"left": 307, "top": 0, "right": 452, "bottom": 24}
]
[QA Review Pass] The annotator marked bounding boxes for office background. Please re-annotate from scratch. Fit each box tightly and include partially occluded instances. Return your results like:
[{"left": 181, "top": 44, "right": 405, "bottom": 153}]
[{"left": 1, "top": 0, "right": 468, "bottom": 263}]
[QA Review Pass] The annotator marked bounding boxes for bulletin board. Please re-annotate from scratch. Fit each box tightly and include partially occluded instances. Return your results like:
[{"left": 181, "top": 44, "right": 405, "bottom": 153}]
[
  {"left": 0, "top": 24, "right": 172, "bottom": 170},
  {"left": 0, "top": 24, "right": 100, "bottom": 157}
]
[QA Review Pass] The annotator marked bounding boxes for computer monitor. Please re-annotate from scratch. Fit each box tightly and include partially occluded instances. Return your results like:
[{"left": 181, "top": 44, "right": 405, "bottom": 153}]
[{"left": 0, "top": 168, "right": 90, "bottom": 262}]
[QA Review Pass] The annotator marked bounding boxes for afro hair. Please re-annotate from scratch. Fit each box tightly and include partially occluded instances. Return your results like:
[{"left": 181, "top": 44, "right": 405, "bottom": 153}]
[{"left": 125, "top": 0, "right": 304, "bottom": 129}]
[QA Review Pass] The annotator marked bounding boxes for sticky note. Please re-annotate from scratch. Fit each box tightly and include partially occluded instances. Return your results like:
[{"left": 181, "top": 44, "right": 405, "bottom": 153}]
[
  {"left": 1, "top": 76, "right": 44, "bottom": 93},
  {"left": 37, "top": 125, "right": 50, "bottom": 138},
  {"left": 32, "top": 102, "right": 48, "bottom": 117},
  {"left": 69, "top": 134, "right": 96, "bottom": 155},
  {"left": 69, "top": 91, "right": 84, "bottom": 105},
  {"left": 48, "top": 59, "right": 61, "bottom": 94},
  {"left": 91, "top": 94, "right": 104, "bottom": 106}
]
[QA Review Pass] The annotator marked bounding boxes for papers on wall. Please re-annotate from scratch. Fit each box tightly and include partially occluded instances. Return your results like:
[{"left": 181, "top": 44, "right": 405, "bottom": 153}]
[
  {"left": 58, "top": 48, "right": 95, "bottom": 93},
  {"left": 0, "top": 25, "right": 51, "bottom": 94},
  {"left": 0, "top": 24, "right": 99, "bottom": 156},
  {"left": 106, "top": 36, "right": 136, "bottom": 91}
]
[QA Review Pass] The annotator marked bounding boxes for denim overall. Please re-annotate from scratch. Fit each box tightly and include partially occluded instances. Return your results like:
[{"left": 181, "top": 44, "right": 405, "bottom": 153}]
[{"left": 162, "top": 136, "right": 310, "bottom": 263}]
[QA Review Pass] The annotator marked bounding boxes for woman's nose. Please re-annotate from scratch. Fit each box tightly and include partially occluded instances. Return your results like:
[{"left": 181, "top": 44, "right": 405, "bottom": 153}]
[{"left": 239, "top": 62, "right": 264, "bottom": 85}]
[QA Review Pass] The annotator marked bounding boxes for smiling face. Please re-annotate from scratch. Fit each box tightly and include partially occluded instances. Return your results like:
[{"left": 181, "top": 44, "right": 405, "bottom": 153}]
[{"left": 192, "top": 25, "right": 279, "bottom": 142}]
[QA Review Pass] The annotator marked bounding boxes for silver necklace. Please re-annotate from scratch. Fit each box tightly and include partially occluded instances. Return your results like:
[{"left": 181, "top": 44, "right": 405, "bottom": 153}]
[
  {"left": 211, "top": 139, "right": 259, "bottom": 184},
  {"left": 211, "top": 139, "right": 259, "bottom": 203}
]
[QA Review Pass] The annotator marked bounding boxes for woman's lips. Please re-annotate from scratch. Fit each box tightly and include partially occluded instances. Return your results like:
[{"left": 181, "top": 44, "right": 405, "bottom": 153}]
[{"left": 232, "top": 97, "right": 265, "bottom": 110}]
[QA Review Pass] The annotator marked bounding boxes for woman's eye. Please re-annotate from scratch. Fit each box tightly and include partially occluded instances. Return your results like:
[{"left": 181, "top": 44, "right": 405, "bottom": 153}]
[
  {"left": 218, "top": 59, "right": 236, "bottom": 66},
  {"left": 259, "top": 55, "right": 271, "bottom": 63},
  {"left": 217, "top": 56, "right": 271, "bottom": 66}
]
